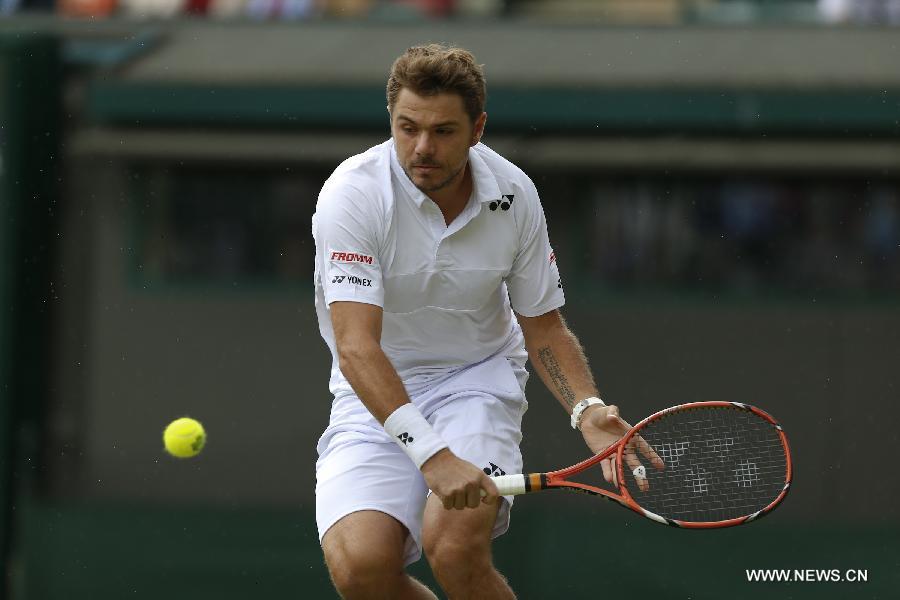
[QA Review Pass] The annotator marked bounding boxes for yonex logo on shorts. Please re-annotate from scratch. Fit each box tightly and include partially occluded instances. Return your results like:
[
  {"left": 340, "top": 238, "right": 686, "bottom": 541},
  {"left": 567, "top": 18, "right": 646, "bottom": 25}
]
[
  {"left": 330, "top": 251, "right": 374, "bottom": 264},
  {"left": 483, "top": 462, "right": 506, "bottom": 476},
  {"left": 489, "top": 194, "right": 514, "bottom": 212},
  {"left": 397, "top": 432, "right": 414, "bottom": 445}
]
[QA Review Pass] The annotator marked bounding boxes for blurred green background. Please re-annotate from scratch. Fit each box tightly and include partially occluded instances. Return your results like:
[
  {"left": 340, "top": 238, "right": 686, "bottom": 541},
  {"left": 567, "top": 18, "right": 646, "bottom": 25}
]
[{"left": 1, "top": 3, "right": 899, "bottom": 599}]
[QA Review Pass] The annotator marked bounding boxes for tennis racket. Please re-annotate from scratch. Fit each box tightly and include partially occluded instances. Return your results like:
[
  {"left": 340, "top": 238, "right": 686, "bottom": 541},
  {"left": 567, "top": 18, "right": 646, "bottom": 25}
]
[{"left": 492, "top": 401, "right": 792, "bottom": 528}]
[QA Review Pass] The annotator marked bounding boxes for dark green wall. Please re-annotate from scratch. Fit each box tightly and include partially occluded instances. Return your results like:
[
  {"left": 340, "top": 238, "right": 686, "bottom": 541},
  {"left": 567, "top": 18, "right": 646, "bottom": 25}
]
[{"left": 0, "top": 34, "right": 60, "bottom": 599}]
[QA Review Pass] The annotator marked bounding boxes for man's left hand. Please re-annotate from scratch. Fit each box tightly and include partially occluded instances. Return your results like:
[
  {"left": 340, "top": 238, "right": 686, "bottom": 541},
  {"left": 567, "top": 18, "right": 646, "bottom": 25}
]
[{"left": 579, "top": 404, "right": 664, "bottom": 492}]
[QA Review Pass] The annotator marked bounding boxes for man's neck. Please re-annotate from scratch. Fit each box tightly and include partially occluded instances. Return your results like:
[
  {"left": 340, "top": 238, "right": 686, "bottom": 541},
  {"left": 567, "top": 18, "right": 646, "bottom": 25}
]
[{"left": 427, "top": 163, "right": 473, "bottom": 227}]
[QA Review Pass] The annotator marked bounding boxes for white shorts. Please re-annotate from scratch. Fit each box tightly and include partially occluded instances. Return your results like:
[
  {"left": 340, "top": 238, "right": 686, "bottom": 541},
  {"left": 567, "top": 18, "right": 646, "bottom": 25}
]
[{"left": 315, "top": 355, "right": 528, "bottom": 566}]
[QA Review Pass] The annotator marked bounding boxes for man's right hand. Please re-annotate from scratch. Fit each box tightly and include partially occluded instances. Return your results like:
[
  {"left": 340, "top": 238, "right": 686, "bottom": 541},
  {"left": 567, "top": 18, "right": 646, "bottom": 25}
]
[{"left": 421, "top": 449, "right": 500, "bottom": 510}]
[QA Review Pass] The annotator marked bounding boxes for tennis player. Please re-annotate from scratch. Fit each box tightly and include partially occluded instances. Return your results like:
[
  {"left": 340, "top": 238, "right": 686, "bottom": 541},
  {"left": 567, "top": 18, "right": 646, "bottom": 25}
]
[{"left": 313, "top": 44, "right": 642, "bottom": 599}]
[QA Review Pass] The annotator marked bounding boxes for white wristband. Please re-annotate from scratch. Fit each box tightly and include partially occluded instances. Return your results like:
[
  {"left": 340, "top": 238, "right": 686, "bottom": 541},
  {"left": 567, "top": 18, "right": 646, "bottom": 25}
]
[
  {"left": 570, "top": 396, "right": 606, "bottom": 430},
  {"left": 383, "top": 404, "right": 449, "bottom": 469}
]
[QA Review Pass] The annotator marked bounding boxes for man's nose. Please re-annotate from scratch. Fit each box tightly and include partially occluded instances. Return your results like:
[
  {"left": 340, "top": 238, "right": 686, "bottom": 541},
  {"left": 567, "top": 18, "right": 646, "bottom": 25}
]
[{"left": 414, "top": 132, "right": 434, "bottom": 156}]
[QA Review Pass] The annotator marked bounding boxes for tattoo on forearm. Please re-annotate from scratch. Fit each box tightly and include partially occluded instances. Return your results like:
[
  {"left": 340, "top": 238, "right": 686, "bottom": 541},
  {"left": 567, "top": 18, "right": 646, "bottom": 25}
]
[{"left": 537, "top": 347, "right": 577, "bottom": 408}]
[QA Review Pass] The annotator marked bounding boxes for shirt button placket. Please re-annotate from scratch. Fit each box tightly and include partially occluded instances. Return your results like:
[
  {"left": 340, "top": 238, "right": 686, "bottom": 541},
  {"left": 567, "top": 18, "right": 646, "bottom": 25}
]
[{"left": 426, "top": 200, "right": 445, "bottom": 264}]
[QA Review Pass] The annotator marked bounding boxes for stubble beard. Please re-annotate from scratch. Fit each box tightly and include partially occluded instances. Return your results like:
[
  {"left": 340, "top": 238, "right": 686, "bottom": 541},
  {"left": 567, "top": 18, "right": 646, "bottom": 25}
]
[{"left": 406, "top": 160, "right": 467, "bottom": 194}]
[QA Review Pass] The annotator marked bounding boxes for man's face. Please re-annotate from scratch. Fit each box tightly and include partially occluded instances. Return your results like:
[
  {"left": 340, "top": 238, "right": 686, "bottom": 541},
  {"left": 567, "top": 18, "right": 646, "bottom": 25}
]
[{"left": 390, "top": 88, "right": 486, "bottom": 195}]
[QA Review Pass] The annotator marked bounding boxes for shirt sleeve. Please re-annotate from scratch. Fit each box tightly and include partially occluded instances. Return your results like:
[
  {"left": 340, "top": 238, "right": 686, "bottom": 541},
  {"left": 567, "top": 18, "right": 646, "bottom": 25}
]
[
  {"left": 505, "top": 178, "right": 565, "bottom": 317},
  {"left": 313, "top": 182, "right": 385, "bottom": 308}
]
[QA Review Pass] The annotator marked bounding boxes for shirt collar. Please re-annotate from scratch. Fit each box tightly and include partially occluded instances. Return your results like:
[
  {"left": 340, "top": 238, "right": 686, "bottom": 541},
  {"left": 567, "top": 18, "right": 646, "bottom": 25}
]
[
  {"left": 389, "top": 140, "right": 502, "bottom": 208},
  {"left": 468, "top": 143, "right": 502, "bottom": 205}
]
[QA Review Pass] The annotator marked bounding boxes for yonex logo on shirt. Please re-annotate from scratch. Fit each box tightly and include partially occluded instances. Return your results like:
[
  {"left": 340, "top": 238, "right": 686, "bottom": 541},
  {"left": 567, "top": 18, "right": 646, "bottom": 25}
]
[
  {"left": 488, "top": 194, "right": 515, "bottom": 212},
  {"left": 331, "top": 275, "right": 373, "bottom": 287},
  {"left": 330, "top": 251, "right": 374, "bottom": 265}
]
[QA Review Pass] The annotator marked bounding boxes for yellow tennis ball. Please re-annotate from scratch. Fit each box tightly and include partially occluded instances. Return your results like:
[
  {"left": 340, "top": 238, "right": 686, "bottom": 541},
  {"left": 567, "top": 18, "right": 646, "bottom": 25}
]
[{"left": 163, "top": 417, "right": 206, "bottom": 458}]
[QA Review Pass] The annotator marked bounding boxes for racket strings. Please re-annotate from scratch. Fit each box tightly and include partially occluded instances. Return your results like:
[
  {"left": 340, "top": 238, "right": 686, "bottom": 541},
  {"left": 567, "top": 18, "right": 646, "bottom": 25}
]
[{"left": 625, "top": 407, "right": 788, "bottom": 523}]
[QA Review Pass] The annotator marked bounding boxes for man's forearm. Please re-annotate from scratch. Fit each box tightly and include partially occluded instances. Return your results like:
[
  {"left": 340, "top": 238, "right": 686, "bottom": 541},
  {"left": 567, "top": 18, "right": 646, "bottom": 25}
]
[
  {"left": 339, "top": 342, "right": 453, "bottom": 470},
  {"left": 338, "top": 342, "right": 411, "bottom": 424},
  {"left": 526, "top": 322, "right": 599, "bottom": 412}
]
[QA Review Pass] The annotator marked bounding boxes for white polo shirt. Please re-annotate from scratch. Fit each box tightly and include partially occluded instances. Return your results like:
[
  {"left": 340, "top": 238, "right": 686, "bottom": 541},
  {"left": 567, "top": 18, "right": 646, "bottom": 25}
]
[{"left": 313, "top": 139, "right": 564, "bottom": 406}]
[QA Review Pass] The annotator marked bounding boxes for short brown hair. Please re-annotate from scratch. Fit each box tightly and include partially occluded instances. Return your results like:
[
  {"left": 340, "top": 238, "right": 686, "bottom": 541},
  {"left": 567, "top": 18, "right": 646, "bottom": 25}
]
[{"left": 386, "top": 44, "right": 486, "bottom": 123}]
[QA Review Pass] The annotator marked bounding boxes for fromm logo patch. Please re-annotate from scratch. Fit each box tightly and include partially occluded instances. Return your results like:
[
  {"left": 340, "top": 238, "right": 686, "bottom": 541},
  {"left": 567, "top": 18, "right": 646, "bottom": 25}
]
[{"left": 330, "top": 251, "right": 374, "bottom": 265}]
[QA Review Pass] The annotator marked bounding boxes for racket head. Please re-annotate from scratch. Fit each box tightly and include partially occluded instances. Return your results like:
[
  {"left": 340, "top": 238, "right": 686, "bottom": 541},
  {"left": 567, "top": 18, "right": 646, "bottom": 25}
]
[{"left": 616, "top": 401, "right": 792, "bottom": 528}]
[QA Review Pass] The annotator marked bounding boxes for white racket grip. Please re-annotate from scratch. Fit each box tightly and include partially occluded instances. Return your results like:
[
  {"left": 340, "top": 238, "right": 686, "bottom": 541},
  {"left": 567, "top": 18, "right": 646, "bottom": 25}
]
[{"left": 490, "top": 474, "right": 528, "bottom": 496}]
